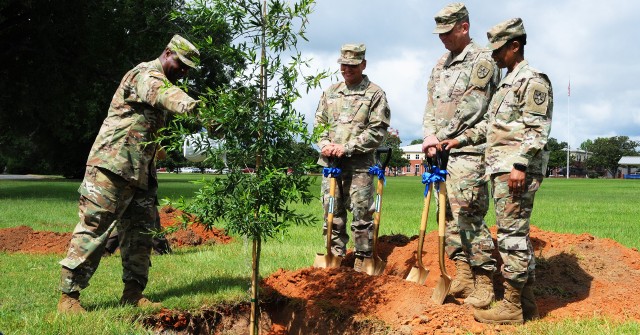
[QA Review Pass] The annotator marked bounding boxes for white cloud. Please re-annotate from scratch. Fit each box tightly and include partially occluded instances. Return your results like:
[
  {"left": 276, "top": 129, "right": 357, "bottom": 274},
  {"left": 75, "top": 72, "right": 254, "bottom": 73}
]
[
  {"left": 366, "top": 49, "right": 433, "bottom": 142},
  {"left": 292, "top": 0, "right": 640, "bottom": 148}
]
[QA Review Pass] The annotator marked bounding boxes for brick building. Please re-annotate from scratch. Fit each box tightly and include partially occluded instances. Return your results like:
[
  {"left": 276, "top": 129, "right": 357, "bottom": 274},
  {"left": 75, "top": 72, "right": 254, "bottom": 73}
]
[{"left": 398, "top": 144, "right": 426, "bottom": 176}]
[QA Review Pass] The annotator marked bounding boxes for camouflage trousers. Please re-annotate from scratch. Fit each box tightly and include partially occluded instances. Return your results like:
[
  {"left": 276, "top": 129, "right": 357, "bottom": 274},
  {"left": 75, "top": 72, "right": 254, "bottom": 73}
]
[
  {"left": 104, "top": 207, "right": 172, "bottom": 256},
  {"left": 59, "top": 166, "right": 156, "bottom": 293},
  {"left": 321, "top": 170, "right": 374, "bottom": 257},
  {"left": 491, "top": 172, "right": 542, "bottom": 286},
  {"left": 439, "top": 153, "right": 494, "bottom": 270}
]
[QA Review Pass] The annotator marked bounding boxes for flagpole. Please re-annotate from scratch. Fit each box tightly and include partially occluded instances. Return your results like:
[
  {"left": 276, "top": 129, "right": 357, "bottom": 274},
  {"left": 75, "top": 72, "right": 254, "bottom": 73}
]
[{"left": 566, "top": 76, "right": 570, "bottom": 179}]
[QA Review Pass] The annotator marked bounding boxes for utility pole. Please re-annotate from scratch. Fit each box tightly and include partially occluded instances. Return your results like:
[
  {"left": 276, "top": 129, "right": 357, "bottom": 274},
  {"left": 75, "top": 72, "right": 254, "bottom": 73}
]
[
  {"left": 566, "top": 77, "right": 571, "bottom": 179},
  {"left": 566, "top": 145, "right": 570, "bottom": 179}
]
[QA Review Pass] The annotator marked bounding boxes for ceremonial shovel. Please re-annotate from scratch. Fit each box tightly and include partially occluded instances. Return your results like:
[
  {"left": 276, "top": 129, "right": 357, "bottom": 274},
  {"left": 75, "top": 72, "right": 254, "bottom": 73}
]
[
  {"left": 431, "top": 146, "right": 452, "bottom": 305},
  {"left": 314, "top": 160, "right": 343, "bottom": 268},
  {"left": 406, "top": 160, "right": 435, "bottom": 284},
  {"left": 362, "top": 147, "right": 392, "bottom": 276}
]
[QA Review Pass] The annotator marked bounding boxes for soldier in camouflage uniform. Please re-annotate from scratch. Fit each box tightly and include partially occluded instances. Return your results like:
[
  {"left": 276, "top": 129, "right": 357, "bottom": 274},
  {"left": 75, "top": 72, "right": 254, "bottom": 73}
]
[
  {"left": 422, "top": 3, "right": 500, "bottom": 307},
  {"left": 314, "top": 44, "right": 391, "bottom": 271},
  {"left": 441, "top": 18, "right": 554, "bottom": 324},
  {"left": 57, "top": 35, "right": 200, "bottom": 313}
]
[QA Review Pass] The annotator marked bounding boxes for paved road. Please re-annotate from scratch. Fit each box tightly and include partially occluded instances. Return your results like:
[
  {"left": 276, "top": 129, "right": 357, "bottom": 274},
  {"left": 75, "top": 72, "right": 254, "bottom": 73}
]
[{"left": 0, "top": 174, "right": 53, "bottom": 180}]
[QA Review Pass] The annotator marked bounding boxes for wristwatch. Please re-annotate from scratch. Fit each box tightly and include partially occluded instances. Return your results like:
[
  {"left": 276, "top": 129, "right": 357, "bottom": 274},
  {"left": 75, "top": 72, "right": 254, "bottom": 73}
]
[{"left": 513, "top": 163, "right": 527, "bottom": 172}]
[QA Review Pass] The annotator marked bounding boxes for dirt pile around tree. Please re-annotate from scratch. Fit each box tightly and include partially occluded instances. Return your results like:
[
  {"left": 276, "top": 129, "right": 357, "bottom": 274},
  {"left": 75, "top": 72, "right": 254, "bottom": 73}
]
[
  {"left": 260, "top": 227, "right": 640, "bottom": 334},
  {"left": 159, "top": 206, "right": 232, "bottom": 247},
  {"left": 0, "top": 206, "right": 231, "bottom": 254},
  {"left": 143, "top": 226, "right": 640, "bottom": 334}
]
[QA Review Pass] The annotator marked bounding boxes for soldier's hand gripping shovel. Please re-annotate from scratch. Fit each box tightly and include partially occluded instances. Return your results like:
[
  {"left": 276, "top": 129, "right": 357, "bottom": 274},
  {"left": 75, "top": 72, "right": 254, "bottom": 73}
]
[
  {"left": 314, "top": 160, "right": 343, "bottom": 268},
  {"left": 362, "top": 147, "right": 392, "bottom": 276},
  {"left": 406, "top": 158, "right": 436, "bottom": 284},
  {"left": 431, "top": 145, "right": 452, "bottom": 304}
]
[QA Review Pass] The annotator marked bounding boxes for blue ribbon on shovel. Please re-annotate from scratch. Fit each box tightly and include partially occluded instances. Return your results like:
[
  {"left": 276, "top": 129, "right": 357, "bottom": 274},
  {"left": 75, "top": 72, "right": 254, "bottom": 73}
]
[
  {"left": 421, "top": 166, "right": 447, "bottom": 196},
  {"left": 323, "top": 167, "right": 342, "bottom": 178},
  {"left": 368, "top": 164, "right": 386, "bottom": 185}
]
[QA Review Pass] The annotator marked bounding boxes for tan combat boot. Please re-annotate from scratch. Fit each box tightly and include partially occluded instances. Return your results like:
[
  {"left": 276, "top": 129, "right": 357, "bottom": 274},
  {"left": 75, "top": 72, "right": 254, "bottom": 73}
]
[
  {"left": 464, "top": 268, "right": 495, "bottom": 308},
  {"left": 474, "top": 282, "right": 524, "bottom": 325},
  {"left": 450, "top": 260, "right": 474, "bottom": 298},
  {"left": 57, "top": 291, "right": 87, "bottom": 314},
  {"left": 521, "top": 277, "right": 539, "bottom": 321},
  {"left": 120, "top": 281, "right": 162, "bottom": 308}
]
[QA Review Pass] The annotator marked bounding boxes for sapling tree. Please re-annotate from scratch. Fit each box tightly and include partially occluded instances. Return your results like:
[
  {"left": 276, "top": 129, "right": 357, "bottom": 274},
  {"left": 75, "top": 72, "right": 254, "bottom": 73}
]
[{"left": 161, "top": 0, "right": 330, "bottom": 333}]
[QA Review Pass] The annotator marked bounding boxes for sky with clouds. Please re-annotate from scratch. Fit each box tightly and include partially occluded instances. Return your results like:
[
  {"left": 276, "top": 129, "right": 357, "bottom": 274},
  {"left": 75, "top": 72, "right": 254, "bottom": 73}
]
[{"left": 291, "top": 0, "right": 640, "bottom": 149}]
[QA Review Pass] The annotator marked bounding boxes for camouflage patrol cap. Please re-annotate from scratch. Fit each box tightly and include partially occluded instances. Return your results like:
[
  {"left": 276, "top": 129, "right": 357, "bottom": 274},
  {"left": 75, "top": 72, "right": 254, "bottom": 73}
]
[
  {"left": 337, "top": 44, "right": 366, "bottom": 65},
  {"left": 167, "top": 34, "right": 200, "bottom": 68},
  {"left": 487, "top": 18, "right": 527, "bottom": 50},
  {"left": 433, "top": 3, "right": 469, "bottom": 34}
]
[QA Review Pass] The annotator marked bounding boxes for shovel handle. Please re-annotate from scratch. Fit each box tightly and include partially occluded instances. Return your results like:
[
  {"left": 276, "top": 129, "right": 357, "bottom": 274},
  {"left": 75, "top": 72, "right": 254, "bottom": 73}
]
[
  {"left": 375, "top": 147, "right": 392, "bottom": 170},
  {"left": 373, "top": 179, "right": 384, "bottom": 224},
  {"left": 437, "top": 184, "right": 447, "bottom": 236},
  {"left": 417, "top": 183, "right": 432, "bottom": 268},
  {"left": 435, "top": 146, "right": 449, "bottom": 238},
  {"left": 372, "top": 147, "right": 390, "bottom": 222},
  {"left": 437, "top": 182, "right": 449, "bottom": 276},
  {"left": 370, "top": 147, "right": 390, "bottom": 262},
  {"left": 325, "top": 176, "right": 337, "bottom": 254},
  {"left": 436, "top": 144, "right": 450, "bottom": 171},
  {"left": 371, "top": 177, "right": 384, "bottom": 258}
]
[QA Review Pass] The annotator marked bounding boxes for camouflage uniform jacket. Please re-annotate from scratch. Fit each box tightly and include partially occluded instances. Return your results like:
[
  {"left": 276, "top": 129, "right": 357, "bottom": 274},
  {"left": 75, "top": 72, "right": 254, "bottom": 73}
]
[
  {"left": 314, "top": 75, "right": 391, "bottom": 170},
  {"left": 86, "top": 59, "right": 198, "bottom": 189},
  {"left": 457, "top": 60, "right": 554, "bottom": 175},
  {"left": 423, "top": 41, "right": 499, "bottom": 154}
]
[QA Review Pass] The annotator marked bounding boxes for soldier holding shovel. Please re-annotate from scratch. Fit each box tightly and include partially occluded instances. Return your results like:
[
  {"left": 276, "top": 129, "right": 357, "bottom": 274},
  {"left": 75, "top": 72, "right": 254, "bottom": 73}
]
[
  {"left": 422, "top": 3, "right": 500, "bottom": 307},
  {"left": 440, "top": 18, "right": 554, "bottom": 324},
  {"left": 313, "top": 43, "right": 391, "bottom": 271}
]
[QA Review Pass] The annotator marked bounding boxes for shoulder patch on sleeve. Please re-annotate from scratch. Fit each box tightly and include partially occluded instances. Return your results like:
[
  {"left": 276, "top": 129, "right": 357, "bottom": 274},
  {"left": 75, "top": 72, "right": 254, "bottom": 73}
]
[
  {"left": 469, "top": 59, "right": 493, "bottom": 88},
  {"left": 525, "top": 80, "right": 550, "bottom": 115}
]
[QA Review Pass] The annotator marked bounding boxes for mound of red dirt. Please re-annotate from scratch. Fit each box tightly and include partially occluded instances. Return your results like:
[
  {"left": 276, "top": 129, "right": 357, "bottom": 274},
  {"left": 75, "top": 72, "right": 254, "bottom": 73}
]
[
  {"left": 158, "top": 206, "right": 232, "bottom": 247},
  {"left": 0, "top": 206, "right": 231, "bottom": 254},
  {"left": 142, "top": 226, "right": 640, "bottom": 334},
  {"left": 0, "top": 226, "right": 70, "bottom": 254},
  {"left": 257, "top": 226, "right": 640, "bottom": 334}
]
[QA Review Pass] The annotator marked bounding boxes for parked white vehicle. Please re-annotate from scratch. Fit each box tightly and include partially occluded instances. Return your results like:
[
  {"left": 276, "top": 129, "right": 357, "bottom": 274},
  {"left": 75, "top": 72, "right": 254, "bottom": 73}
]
[{"left": 179, "top": 167, "right": 200, "bottom": 173}]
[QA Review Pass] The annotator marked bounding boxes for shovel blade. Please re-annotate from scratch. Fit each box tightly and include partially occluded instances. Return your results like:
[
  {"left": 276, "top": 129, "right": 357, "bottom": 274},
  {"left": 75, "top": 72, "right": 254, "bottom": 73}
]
[
  {"left": 431, "top": 274, "right": 452, "bottom": 305},
  {"left": 313, "top": 253, "right": 343, "bottom": 268},
  {"left": 405, "top": 266, "right": 429, "bottom": 285},
  {"left": 361, "top": 256, "right": 386, "bottom": 276}
]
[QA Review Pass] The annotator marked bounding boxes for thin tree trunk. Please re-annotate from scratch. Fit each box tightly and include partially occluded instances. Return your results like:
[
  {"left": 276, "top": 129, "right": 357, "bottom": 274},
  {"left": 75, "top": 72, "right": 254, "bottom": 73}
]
[
  {"left": 250, "top": 237, "right": 261, "bottom": 335},
  {"left": 250, "top": 2, "right": 268, "bottom": 334}
]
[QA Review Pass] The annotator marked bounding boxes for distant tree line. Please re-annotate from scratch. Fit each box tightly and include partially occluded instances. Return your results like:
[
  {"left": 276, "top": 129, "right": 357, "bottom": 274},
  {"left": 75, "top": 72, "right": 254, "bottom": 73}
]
[
  {"left": 1, "top": 1, "right": 636, "bottom": 178},
  {"left": 407, "top": 136, "right": 639, "bottom": 178},
  {"left": 0, "top": 0, "right": 244, "bottom": 177}
]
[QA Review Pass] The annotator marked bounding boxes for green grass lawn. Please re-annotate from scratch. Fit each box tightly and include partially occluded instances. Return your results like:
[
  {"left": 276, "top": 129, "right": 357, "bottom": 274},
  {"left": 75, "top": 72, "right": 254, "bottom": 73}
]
[{"left": 0, "top": 174, "right": 639, "bottom": 334}]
